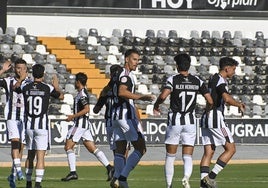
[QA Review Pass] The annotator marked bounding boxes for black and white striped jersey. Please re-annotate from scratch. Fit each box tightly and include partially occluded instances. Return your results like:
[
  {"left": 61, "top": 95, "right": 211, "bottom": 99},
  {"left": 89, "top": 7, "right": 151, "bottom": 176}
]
[
  {"left": 112, "top": 68, "right": 137, "bottom": 120},
  {"left": 164, "top": 73, "right": 209, "bottom": 125},
  {"left": 0, "top": 77, "right": 31, "bottom": 121},
  {"left": 22, "top": 81, "right": 61, "bottom": 130},
  {"left": 200, "top": 73, "right": 229, "bottom": 129},
  {"left": 73, "top": 88, "right": 90, "bottom": 129}
]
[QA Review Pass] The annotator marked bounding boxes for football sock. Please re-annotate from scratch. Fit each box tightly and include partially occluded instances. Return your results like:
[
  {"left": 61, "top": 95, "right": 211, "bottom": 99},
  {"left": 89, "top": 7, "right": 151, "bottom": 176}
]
[
  {"left": 165, "top": 152, "right": 176, "bottom": 187},
  {"left": 14, "top": 158, "right": 22, "bottom": 172},
  {"left": 200, "top": 166, "right": 210, "bottom": 180},
  {"left": 182, "top": 154, "right": 193, "bottom": 179},
  {"left": 114, "top": 153, "right": 126, "bottom": 178},
  {"left": 25, "top": 168, "right": 33, "bottom": 182},
  {"left": 120, "top": 150, "right": 142, "bottom": 178},
  {"left": 67, "top": 149, "right": 76, "bottom": 172},
  {"left": 93, "top": 148, "right": 110, "bottom": 167},
  {"left": 209, "top": 159, "right": 226, "bottom": 179},
  {"left": 35, "top": 169, "right": 44, "bottom": 183}
]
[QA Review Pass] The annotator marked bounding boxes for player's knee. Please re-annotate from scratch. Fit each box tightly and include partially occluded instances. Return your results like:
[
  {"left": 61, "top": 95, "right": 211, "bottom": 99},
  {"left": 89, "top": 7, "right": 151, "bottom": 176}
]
[{"left": 11, "top": 141, "right": 21, "bottom": 150}]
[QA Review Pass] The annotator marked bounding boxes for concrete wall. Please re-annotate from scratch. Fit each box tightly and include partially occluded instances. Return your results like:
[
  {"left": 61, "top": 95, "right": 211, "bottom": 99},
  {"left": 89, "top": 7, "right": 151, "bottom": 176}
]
[{"left": 6, "top": 15, "right": 268, "bottom": 38}]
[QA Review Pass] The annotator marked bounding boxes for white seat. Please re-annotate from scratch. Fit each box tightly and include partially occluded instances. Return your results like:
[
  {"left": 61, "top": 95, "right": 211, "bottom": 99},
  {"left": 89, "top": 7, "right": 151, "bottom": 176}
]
[
  {"left": 232, "top": 56, "right": 244, "bottom": 66},
  {"left": 46, "top": 54, "right": 57, "bottom": 64},
  {"left": 22, "top": 54, "right": 35, "bottom": 64},
  {"left": 252, "top": 95, "right": 266, "bottom": 105},
  {"left": 44, "top": 64, "right": 55, "bottom": 74},
  {"left": 164, "top": 65, "right": 174, "bottom": 75},
  {"left": 235, "top": 66, "right": 245, "bottom": 76},
  {"left": 137, "top": 84, "right": 151, "bottom": 94},
  {"left": 60, "top": 104, "right": 72, "bottom": 115},
  {"left": 209, "top": 65, "right": 218, "bottom": 75},
  {"left": 65, "top": 84, "right": 76, "bottom": 95},
  {"left": 149, "top": 84, "right": 160, "bottom": 95},
  {"left": 190, "top": 56, "right": 200, "bottom": 66},
  {"left": 36, "top": 44, "right": 49, "bottom": 55},
  {"left": 229, "top": 106, "right": 242, "bottom": 117},
  {"left": 63, "top": 93, "right": 74, "bottom": 105},
  {"left": 153, "top": 55, "right": 165, "bottom": 65},
  {"left": 199, "top": 56, "right": 210, "bottom": 66},
  {"left": 108, "top": 45, "right": 121, "bottom": 55},
  {"left": 252, "top": 105, "right": 263, "bottom": 118},
  {"left": 87, "top": 36, "right": 99, "bottom": 46},
  {"left": 14, "top": 35, "right": 27, "bottom": 45},
  {"left": 107, "top": 54, "right": 119, "bottom": 65},
  {"left": 146, "top": 104, "right": 155, "bottom": 116}
]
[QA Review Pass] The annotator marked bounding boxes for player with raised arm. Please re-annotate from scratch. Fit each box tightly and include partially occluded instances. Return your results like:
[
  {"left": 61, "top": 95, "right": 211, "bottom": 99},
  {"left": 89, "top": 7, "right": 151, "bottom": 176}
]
[
  {"left": 153, "top": 53, "right": 213, "bottom": 188},
  {"left": 0, "top": 57, "right": 31, "bottom": 188}
]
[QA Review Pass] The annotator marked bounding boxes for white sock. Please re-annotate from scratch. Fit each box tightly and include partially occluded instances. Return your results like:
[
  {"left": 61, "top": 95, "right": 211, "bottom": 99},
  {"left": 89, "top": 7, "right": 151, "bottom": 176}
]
[
  {"left": 211, "top": 163, "right": 224, "bottom": 175},
  {"left": 182, "top": 154, "right": 193, "bottom": 179},
  {"left": 67, "top": 149, "right": 76, "bottom": 172},
  {"left": 165, "top": 152, "right": 176, "bottom": 187},
  {"left": 93, "top": 148, "right": 110, "bottom": 167},
  {"left": 35, "top": 169, "right": 44, "bottom": 183},
  {"left": 121, "top": 150, "right": 142, "bottom": 178},
  {"left": 26, "top": 168, "right": 33, "bottom": 182},
  {"left": 114, "top": 153, "right": 126, "bottom": 178},
  {"left": 14, "top": 158, "right": 22, "bottom": 172},
  {"left": 11, "top": 163, "right": 16, "bottom": 178}
]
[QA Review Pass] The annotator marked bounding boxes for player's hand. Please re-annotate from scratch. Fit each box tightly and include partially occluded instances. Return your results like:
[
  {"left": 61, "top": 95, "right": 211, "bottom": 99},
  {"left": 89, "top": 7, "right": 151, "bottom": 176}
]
[
  {"left": 140, "top": 94, "right": 156, "bottom": 102},
  {"left": 153, "top": 107, "right": 161, "bottom": 116},
  {"left": 66, "top": 115, "right": 74, "bottom": 122},
  {"left": 1, "top": 60, "right": 12, "bottom": 72},
  {"left": 52, "top": 74, "right": 60, "bottom": 89},
  {"left": 239, "top": 103, "right": 246, "bottom": 116}
]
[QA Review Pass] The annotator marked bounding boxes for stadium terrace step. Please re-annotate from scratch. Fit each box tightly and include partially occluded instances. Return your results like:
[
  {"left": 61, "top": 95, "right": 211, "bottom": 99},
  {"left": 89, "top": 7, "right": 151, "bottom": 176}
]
[
  {"left": 71, "top": 68, "right": 106, "bottom": 79},
  {"left": 61, "top": 59, "right": 95, "bottom": 69}
]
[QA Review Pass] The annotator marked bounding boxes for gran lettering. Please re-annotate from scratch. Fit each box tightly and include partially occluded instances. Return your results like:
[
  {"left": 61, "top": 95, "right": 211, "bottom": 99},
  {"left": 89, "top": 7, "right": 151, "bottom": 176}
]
[
  {"left": 208, "top": 0, "right": 258, "bottom": 9},
  {"left": 152, "top": 0, "right": 193, "bottom": 9},
  {"left": 230, "top": 123, "right": 268, "bottom": 137}
]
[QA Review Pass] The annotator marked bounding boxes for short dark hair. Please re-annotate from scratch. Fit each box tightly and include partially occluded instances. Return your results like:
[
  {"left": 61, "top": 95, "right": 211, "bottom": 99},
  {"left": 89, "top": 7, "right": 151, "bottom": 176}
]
[
  {"left": 124, "top": 49, "right": 140, "bottom": 58},
  {"left": 174, "top": 53, "right": 191, "bottom": 71},
  {"left": 76, "top": 72, "right": 87, "bottom": 86},
  {"left": 219, "top": 57, "right": 239, "bottom": 70},
  {"left": 32, "top": 64, "right": 44, "bottom": 78},
  {"left": 110, "top": 65, "right": 123, "bottom": 77},
  {"left": 15, "top": 58, "right": 27, "bottom": 66}
]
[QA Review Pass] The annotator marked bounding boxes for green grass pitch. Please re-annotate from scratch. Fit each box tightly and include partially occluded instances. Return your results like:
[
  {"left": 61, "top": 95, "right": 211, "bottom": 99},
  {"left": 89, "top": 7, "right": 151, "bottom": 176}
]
[{"left": 1, "top": 164, "right": 268, "bottom": 188}]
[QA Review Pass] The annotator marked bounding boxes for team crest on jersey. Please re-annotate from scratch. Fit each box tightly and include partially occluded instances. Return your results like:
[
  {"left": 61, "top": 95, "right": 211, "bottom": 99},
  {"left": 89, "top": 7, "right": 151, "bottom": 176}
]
[{"left": 121, "top": 77, "right": 127, "bottom": 83}]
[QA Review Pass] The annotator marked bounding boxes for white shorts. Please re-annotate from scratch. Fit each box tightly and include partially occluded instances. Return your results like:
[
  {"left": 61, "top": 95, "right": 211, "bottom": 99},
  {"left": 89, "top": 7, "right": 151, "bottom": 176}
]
[
  {"left": 26, "top": 129, "right": 48, "bottom": 150},
  {"left": 66, "top": 126, "right": 93, "bottom": 143},
  {"left": 165, "top": 124, "right": 196, "bottom": 146},
  {"left": 113, "top": 119, "right": 143, "bottom": 142},
  {"left": 201, "top": 126, "right": 234, "bottom": 146},
  {"left": 6, "top": 120, "right": 26, "bottom": 144},
  {"left": 106, "top": 119, "right": 115, "bottom": 150}
]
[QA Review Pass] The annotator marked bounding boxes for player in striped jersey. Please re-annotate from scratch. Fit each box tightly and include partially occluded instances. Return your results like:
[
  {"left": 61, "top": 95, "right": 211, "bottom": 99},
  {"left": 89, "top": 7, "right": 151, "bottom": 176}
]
[
  {"left": 0, "top": 58, "right": 31, "bottom": 188},
  {"left": 200, "top": 57, "right": 245, "bottom": 188},
  {"left": 93, "top": 65, "right": 123, "bottom": 152},
  {"left": 110, "top": 49, "right": 155, "bottom": 188},
  {"left": 153, "top": 53, "right": 213, "bottom": 188},
  {"left": 61, "top": 72, "right": 114, "bottom": 183},
  {"left": 19, "top": 64, "right": 64, "bottom": 188}
]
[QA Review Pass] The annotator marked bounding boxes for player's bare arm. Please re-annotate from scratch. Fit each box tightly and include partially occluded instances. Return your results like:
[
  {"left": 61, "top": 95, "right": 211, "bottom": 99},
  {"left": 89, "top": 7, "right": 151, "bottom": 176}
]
[
  {"left": 118, "top": 84, "right": 155, "bottom": 101},
  {"left": 153, "top": 88, "right": 171, "bottom": 114},
  {"left": 222, "top": 92, "right": 245, "bottom": 113},
  {"left": 66, "top": 104, "right": 89, "bottom": 122},
  {"left": 52, "top": 74, "right": 64, "bottom": 100},
  {"left": 204, "top": 93, "right": 214, "bottom": 112},
  {"left": 0, "top": 60, "right": 12, "bottom": 75}
]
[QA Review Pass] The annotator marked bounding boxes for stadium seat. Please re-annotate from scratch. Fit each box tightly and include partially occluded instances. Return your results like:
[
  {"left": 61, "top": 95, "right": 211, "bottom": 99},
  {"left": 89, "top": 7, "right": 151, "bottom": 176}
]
[
  {"left": 189, "top": 66, "right": 197, "bottom": 75},
  {"left": 87, "top": 36, "right": 99, "bottom": 46},
  {"left": 22, "top": 54, "right": 35, "bottom": 65},
  {"left": 46, "top": 54, "right": 57, "bottom": 64},
  {"left": 157, "top": 30, "right": 166, "bottom": 38},
  {"left": 112, "top": 29, "right": 122, "bottom": 37},
  {"left": 190, "top": 30, "right": 200, "bottom": 39},
  {"left": 234, "top": 30, "right": 243, "bottom": 39},
  {"left": 109, "top": 36, "right": 120, "bottom": 45},
  {"left": 222, "top": 30, "right": 232, "bottom": 39},
  {"left": 153, "top": 55, "right": 164, "bottom": 65},
  {"left": 229, "top": 106, "right": 242, "bottom": 117},
  {"left": 107, "top": 54, "right": 118, "bottom": 65},
  {"left": 14, "top": 35, "right": 27, "bottom": 45},
  {"left": 211, "top": 30, "right": 221, "bottom": 39},
  {"left": 78, "top": 28, "right": 88, "bottom": 37},
  {"left": 243, "top": 38, "right": 254, "bottom": 47},
  {"left": 123, "top": 29, "right": 133, "bottom": 37},
  {"left": 197, "top": 94, "right": 206, "bottom": 106},
  {"left": 149, "top": 84, "right": 160, "bottom": 95},
  {"left": 139, "top": 74, "right": 149, "bottom": 84},
  {"left": 12, "top": 44, "right": 24, "bottom": 55},
  {"left": 145, "top": 29, "right": 155, "bottom": 38},
  {"left": 108, "top": 45, "right": 121, "bottom": 55},
  {"left": 252, "top": 105, "right": 263, "bottom": 118},
  {"left": 255, "top": 38, "right": 265, "bottom": 47},
  {"left": 60, "top": 104, "right": 72, "bottom": 115},
  {"left": 2, "top": 35, "right": 14, "bottom": 44},
  {"left": 190, "top": 56, "right": 200, "bottom": 66},
  {"left": 65, "top": 83, "right": 76, "bottom": 95},
  {"left": 97, "top": 45, "right": 109, "bottom": 55},
  {"left": 89, "top": 28, "right": 98, "bottom": 37},
  {"left": 99, "top": 36, "right": 109, "bottom": 46},
  {"left": 201, "top": 30, "right": 210, "bottom": 39},
  {"left": 24, "top": 44, "right": 35, "bottom": 54},
  {"left": 36, "top": 44, "right": 49, "bottom": 55},
  {"left": 5, "top": 27, "right": 16, "bottom": 36},
  {"left": 253, "top": 94, "right": 266, "bottom": 105},
  {"left": 255, "top": 31, "right": 264, "bottom": 39},
  {"left": 168, "top": 30, "right": 178, "bottom": 38},
  {"left": 255, "top": 48, "right": 265, "bottom": 57},
  {"left": 145, "top": 104, "right": 155, "bottom": 116},
  {"left": 199, "top": 56, "right": 210, "bottom": 66},
  {"left": 209, "top": 65, "right": 218, "bottom": 75},
  {"left": 133, "top": 37, "right": 143, "bottom": 46},
  {"left": 233, "top": 39, "right": 242, "bottom": 47},
  {"left": 44, "top": 63, "right": 55, "bottom": 74}
]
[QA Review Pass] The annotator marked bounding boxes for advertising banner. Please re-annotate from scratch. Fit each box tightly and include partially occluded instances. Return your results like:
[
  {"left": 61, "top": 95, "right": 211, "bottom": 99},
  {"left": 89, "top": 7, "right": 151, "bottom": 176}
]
[
  {"left": 8, "top": 0, "right": 268, "bottom": 11},
  {"left": 0, "top": 118, "right": 267, "bottom": 145}
]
